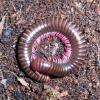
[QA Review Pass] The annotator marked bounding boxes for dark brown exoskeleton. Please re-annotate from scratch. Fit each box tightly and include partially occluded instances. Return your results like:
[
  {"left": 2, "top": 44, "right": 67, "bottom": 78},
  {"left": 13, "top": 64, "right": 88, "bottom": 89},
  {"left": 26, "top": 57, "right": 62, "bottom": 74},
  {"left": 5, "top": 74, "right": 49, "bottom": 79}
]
[{"left": 18, "top": 16, "right": 87, "bottom": 82}]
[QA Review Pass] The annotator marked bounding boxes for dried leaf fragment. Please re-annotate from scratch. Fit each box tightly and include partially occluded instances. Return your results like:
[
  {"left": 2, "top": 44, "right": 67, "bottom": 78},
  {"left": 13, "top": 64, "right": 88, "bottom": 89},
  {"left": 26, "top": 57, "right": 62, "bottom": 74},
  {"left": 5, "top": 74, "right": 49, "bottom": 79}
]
[
  {"left": 43, "top": 85, "right": 69, "bottom": 99},
  {"left": 43, "top": 85, "right": 60, "bottom": 99},
  {"left": 1, "top": 79, "right": 7, "bottom": 87}
]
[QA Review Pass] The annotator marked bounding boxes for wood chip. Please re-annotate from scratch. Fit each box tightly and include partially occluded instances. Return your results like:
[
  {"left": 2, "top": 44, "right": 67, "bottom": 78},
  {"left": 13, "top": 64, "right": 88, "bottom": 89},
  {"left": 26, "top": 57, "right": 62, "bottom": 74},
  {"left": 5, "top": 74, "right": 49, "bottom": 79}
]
[
  {"left": 17, "top": 77, "right": 29, "bottom": 89},
  {"left": 60, "top": 91, "right": 68, "bottom": 97},
  {"left": 0, "top": 51, "right": 2, "bottom": 58},
  {"left": 0, "top": 16, "right": 5, "bottom": 39},
  {"left": 16, "top": 19, "right": 26, "bottom": 25},
  {"left": 86, "top": 0, "right": 95, "bottom": 3},
  {"left": 96, "top": 5, "right": 100, "bottom": 15},
  {"left": 81, "top": 0, "right": 95, "bottom": 3}
]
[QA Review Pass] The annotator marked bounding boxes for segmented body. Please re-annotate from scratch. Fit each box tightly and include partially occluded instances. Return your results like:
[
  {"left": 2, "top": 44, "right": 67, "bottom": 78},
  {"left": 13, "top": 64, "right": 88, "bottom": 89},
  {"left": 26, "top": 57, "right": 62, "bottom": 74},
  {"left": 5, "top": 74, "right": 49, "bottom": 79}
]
[{"left": 18, "top": 16, "right": 87, "bottom": 82}]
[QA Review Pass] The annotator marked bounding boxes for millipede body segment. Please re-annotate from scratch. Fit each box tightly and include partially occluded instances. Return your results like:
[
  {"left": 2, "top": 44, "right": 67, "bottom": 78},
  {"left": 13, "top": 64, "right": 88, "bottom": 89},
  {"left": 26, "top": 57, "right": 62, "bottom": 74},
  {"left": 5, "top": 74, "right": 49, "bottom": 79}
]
[{"left": 18, "top": 16, "right": 87, "bottom": 82}]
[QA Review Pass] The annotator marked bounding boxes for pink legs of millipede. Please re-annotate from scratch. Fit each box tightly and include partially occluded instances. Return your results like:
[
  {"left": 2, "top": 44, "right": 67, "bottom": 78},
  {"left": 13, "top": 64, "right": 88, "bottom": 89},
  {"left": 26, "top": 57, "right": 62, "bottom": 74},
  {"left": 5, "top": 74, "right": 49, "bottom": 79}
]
[{"left": 31, "top": 32, "right": 72, "bottom": 77}]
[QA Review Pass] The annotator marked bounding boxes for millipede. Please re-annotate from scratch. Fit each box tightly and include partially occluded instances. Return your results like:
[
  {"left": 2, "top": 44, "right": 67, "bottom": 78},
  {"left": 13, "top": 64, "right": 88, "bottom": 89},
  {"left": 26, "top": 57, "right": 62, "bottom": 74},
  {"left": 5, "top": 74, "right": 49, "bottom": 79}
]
[{"left": 18, "top": 16, "right": 87, "bottom": 82}]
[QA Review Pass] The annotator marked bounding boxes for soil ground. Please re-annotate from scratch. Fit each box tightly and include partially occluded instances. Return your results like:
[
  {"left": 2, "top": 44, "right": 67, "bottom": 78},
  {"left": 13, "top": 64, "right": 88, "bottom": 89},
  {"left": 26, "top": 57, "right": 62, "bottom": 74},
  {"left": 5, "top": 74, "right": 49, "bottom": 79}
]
[{"left": 0, "top": 0, "right": 100, "bottom": 100}]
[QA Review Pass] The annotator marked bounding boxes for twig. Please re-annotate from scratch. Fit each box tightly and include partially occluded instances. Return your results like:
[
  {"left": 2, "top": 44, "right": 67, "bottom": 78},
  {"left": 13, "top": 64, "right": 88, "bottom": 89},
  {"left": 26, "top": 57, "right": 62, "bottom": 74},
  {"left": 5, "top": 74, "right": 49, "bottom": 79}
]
[
  {"left": 97, "top": 36, "right": 100, "bottom": 65},
  {"left": 11, "top": 1, "right": 17, "bottom": 12},
  {"left": 71, "top": 2, "right": 84, "bottom": 15},
  {"left": 2, "top": 70, "right": 29, "bottom": 89},
  {"left": 96, "top": 43, "right": 100, "bottom": 65}
]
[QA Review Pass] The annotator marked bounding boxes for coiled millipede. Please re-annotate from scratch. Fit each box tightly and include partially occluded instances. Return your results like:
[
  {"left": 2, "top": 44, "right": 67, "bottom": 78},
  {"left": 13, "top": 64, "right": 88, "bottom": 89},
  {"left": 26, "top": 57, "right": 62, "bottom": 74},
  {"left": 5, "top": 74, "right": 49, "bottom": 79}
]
[{"left": 18, "top": 16, "right": 87, "bottom": 82}]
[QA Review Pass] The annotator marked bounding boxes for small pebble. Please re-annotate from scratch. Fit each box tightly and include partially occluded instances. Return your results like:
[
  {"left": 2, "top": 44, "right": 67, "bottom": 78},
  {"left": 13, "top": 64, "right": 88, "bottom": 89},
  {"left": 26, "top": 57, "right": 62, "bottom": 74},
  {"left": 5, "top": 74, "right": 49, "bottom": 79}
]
[
  {"left": 14, "top": 87, "right": 25, "bottom": 100},
  {"left": 1, "top": 28, "right": 13, "bottom": 44}
]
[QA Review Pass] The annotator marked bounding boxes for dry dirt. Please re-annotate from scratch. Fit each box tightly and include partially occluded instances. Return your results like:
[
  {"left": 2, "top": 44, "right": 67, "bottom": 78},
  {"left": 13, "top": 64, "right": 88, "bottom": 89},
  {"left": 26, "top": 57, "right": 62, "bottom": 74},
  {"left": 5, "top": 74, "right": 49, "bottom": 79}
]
[{"left": 0, "top": 0, "right": 100, "bottom": 100}]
